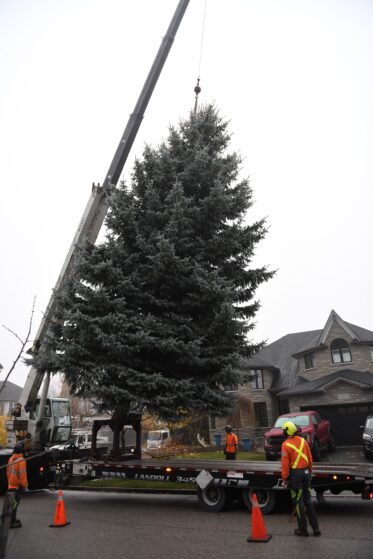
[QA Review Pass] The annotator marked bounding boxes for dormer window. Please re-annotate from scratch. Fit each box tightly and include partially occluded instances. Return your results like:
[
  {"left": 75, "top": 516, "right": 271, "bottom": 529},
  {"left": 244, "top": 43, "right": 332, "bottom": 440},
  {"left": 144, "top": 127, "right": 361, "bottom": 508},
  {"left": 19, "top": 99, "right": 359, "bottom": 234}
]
[
  {"left": 304, "top": 353, "right": 315, "bottom": 370},
  {"left": 331, "top": 338, "right": 352, "bottom": 364}
]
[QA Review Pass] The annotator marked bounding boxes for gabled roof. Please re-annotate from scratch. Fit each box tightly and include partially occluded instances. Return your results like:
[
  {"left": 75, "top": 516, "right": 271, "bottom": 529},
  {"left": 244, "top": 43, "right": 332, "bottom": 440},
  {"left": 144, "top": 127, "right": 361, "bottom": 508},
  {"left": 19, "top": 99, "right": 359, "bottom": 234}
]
[
  {"left": 244, "top": 310, "right": 373, "bottom": 393},
  {"left": 293, "top": 310, "right": 373, "bottom": 356},
  {"left": 245, "top": 330, "right": 321, "bottom": 391},
  {"left": 0, "top": 381, "right": 22, "bottom": 402},
  {"left": 345, "top": 322, "right": 373, "bottom": 343},
  {"left": 278, "top": 369, "right": 373, "bottom": 397}
]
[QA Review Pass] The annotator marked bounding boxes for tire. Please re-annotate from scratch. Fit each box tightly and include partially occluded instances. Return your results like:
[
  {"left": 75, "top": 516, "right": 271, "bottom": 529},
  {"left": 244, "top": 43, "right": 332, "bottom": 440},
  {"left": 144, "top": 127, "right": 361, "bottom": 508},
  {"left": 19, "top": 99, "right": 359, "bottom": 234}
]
[
  {"left": 242, "top": 488, "right": 276, "bottom": 515},
  {"left": 312, "top": 441, "right": 321, "bottom": 462},
  {"left": 327, "top": 435, "right": 336, "bottom": 453},
  {"left": 197, "top": 486, "right": 227, "bottom": 512}
]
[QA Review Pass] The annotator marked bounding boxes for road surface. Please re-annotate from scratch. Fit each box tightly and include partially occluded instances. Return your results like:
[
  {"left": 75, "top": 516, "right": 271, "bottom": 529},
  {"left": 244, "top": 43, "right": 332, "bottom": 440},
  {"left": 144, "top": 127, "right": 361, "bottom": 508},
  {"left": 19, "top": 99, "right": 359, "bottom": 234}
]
[{"left": 2, "top": 490, "right": 372, "bottom": 559}]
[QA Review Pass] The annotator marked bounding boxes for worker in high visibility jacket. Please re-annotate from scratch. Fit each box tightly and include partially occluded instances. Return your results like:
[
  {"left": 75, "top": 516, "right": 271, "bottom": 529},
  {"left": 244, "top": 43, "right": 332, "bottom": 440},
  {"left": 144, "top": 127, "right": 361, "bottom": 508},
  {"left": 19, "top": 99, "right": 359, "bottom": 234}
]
[
  {"left": 7, "top": 442, "right": 28, "bottom": 528},
  {"left": 281, "top": 420, "right": 321, "bottom": 537},
  {"left": 224, "top": 425, "right": 238, "bottom": 460}
]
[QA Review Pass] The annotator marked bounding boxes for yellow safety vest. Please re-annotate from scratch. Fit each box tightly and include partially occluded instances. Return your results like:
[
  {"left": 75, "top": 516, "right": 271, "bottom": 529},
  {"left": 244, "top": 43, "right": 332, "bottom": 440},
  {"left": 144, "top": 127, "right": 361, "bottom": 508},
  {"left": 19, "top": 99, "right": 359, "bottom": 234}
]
[{"left": 286, "top": 437, "right": 309, "bottom": 469}]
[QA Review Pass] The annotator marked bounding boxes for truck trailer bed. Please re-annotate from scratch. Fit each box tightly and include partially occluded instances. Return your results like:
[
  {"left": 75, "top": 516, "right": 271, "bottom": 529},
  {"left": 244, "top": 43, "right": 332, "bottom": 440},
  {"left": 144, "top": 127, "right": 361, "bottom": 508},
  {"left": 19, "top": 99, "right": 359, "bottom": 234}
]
[{"left": 59, "top": 457, "right": 373, "bottom": 513}]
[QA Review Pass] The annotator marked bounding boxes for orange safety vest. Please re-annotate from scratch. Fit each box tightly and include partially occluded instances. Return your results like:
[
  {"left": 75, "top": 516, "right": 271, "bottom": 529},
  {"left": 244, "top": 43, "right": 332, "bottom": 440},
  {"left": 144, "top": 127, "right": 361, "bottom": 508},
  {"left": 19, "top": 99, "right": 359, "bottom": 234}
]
[
  {"left": 225, "top": 432, "right": 238, "bottom": 453},
  {"left": 7, "top": 453, "right": 28, "bottom": 490},
  {"left": 281, "top": 435, "right": 313, "bottom": 481}
]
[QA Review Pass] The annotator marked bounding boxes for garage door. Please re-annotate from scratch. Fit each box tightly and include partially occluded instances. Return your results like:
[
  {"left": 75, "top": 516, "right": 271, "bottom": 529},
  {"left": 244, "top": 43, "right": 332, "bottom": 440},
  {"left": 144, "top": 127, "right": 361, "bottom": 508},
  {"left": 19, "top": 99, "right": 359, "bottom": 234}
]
[{"left": 300, "top": 403, "right": 373, "bottom": 446}]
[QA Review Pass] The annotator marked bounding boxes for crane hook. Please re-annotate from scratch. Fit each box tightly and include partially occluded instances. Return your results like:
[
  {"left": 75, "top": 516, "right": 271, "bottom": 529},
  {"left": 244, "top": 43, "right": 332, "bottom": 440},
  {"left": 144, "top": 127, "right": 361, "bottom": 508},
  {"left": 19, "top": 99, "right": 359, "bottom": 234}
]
[{"left": 194, "top": 77, "right": 201, "bottom": 113}]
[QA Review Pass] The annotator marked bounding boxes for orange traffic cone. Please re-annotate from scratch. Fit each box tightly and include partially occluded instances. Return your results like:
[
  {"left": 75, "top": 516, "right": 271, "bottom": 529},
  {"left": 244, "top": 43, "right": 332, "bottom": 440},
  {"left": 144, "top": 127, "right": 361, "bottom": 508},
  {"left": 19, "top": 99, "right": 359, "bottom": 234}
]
[
  {"left": 49, "top": 489, "right": 71, "bottom": 528},
  {"left": 247, "top": 493, "right": 272, "bottom": 543}
]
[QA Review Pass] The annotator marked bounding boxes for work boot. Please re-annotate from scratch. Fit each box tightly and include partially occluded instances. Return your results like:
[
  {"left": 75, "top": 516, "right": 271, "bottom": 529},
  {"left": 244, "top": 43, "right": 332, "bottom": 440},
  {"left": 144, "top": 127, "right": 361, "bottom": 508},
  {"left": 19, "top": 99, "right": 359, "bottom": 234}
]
[
  {"left": 313, "top": 529, "right": 321, "bottom": 536},
  {"left": 294, "top": 528, "right": 309, "bottom": 537},
  {"left": 10, "top": 520, "right": 22, "bottom": 528}
]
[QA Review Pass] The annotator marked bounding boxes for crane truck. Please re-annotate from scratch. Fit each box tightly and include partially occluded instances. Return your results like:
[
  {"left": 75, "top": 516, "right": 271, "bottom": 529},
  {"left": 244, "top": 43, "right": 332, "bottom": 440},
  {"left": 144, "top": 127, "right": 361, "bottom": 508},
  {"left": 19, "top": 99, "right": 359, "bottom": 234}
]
[
  {"left": 0, "top": 0, "right": 190, "bottom": 492},
  {"left": 2, "top": 0, "right": 373, "bottom": 517}
]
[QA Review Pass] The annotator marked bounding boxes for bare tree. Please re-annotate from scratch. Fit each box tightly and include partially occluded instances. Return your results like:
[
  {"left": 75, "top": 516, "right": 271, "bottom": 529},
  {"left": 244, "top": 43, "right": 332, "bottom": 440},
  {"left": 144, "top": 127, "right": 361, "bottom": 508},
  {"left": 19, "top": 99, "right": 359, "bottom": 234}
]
[{"left": 0, "top": 297, "right": 36, "bottom": 396}]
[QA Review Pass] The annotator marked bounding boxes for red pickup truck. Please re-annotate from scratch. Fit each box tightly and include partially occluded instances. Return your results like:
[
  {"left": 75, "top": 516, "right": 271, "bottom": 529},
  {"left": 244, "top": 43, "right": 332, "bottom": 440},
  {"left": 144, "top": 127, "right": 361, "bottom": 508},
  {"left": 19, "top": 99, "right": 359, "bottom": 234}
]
[{"left": 263, "top": 410, "right": 336, "bottom": 461}]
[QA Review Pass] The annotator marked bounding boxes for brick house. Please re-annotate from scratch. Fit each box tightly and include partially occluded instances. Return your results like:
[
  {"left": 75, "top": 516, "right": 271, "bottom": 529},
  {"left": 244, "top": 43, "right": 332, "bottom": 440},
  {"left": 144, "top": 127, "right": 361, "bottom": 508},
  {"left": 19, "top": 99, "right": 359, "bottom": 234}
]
[{"left": 209, "top": 310, "right": 373, "bottom": 449}]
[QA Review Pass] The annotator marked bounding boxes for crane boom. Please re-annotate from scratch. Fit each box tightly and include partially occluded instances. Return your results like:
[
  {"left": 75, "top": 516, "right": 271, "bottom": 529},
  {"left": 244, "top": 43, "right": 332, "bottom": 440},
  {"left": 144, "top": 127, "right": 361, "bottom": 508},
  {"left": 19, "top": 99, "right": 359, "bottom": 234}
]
[{"left": 19, "top": 0, "right": 190, "bottom": 428}]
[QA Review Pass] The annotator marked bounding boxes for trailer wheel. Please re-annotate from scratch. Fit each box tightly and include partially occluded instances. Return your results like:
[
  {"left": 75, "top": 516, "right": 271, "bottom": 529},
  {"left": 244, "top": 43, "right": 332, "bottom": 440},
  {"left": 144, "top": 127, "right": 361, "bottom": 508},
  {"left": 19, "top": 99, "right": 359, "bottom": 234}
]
[
  {"left": 197, "top": 486, "right": 227, "bottom": 512},
  {"left": 242, "top": 489, "right": 276, "bottom": 515}
]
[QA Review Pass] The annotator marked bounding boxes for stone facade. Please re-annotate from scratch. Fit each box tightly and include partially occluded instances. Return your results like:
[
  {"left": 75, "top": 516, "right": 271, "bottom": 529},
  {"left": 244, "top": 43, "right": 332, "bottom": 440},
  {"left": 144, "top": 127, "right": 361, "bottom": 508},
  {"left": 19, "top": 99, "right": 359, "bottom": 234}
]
[
  {"left": 299, "top": 322, "right": 373, "bottom": 381},
  {"left": 209, "top": 311, "right": 373, "bottom": 449},
  {"left": 209, "top": 367, "right": 279, "bottom": 449},
  {"left": 290, "top": 380, "right": 373, "bottom": 411}
]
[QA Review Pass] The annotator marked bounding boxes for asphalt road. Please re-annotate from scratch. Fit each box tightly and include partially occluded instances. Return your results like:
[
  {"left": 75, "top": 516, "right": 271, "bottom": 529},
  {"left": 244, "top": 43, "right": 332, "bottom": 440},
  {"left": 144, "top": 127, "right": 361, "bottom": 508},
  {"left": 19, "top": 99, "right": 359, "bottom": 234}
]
[{"left": 2, "top": 489, "right": 372, "bottom": 559}]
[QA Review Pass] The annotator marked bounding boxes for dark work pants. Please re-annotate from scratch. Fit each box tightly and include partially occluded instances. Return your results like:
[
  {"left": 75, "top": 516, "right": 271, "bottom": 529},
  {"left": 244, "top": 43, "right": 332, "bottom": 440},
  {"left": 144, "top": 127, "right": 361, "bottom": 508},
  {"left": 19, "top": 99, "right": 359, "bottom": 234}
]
[
  {"left": 225, "top": 453, "right": 236, "bottom": 460},
  {"left": 9, "top": 488, "right": 22, "bottom": 523},
  {"left": 289, "top": 468, "right": 319, "bottom": 533}
]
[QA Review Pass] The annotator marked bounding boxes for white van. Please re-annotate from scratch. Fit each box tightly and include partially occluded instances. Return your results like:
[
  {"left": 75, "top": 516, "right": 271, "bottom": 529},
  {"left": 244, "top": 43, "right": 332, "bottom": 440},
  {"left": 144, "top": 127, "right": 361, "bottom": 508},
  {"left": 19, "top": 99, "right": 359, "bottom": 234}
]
[{"left": 146, "top": 429, "right": 171, "bottom": 449}]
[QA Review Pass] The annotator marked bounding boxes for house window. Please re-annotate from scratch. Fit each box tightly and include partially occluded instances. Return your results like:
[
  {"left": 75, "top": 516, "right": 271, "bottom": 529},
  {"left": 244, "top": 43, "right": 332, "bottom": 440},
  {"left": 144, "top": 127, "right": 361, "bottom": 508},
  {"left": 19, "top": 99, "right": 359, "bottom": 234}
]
[
  {"left": 331, "top": 338, "right": 352, "bottom": 364},
  {"left": 250, "top": 369, "right": 264, "bottom": 389},
  {"left": 370, "top": 346, "right": 373, "bottom": 361},
  {"left": 304, "top": 353, "right": 315, "bottom": 369},
  {"left": 254, "top": 402, "right": 268, "bottom": 427},
  {"left": 210, "top": 416, "right": 216, "bottom": 429}
]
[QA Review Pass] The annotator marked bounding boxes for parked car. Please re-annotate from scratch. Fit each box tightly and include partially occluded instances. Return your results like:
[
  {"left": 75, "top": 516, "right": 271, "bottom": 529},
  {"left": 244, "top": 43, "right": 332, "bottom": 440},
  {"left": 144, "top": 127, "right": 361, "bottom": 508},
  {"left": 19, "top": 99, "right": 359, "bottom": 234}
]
[
  {"left": 264, "top": 411, "right": 336, "bottom": 462},
  {"left": 362, "top": 416, "right": 373, "bottom": 460}
]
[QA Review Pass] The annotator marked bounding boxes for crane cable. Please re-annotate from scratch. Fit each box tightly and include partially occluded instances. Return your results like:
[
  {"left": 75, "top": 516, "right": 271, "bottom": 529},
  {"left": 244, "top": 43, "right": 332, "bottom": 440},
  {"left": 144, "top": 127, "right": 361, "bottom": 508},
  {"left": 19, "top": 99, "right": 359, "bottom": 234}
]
[{"left": 194, "top": 0, "right": 207, "bottom": 113}]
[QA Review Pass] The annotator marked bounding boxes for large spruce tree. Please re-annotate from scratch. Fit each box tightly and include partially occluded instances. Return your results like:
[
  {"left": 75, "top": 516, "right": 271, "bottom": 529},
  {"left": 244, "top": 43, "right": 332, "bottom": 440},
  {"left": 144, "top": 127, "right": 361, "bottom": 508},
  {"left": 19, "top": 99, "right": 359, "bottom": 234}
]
[{"left": 32, "top": 105, "right": 273, "bottom": 421}]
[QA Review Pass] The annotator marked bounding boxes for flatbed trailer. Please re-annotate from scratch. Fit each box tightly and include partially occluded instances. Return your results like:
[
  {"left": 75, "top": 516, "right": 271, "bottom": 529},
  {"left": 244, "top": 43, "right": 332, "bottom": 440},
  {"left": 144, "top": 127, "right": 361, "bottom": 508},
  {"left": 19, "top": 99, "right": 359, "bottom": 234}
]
[{"left": 58, "top": 457, "right": 373, "bottom": 514}]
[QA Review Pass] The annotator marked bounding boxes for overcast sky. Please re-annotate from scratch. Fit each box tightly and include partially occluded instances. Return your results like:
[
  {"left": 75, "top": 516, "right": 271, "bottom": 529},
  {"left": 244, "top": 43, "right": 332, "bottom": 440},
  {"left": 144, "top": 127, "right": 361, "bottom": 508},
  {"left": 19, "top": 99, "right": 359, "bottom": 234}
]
[{"left": 1, "top": 0, "right": 372, "bottom": 388}]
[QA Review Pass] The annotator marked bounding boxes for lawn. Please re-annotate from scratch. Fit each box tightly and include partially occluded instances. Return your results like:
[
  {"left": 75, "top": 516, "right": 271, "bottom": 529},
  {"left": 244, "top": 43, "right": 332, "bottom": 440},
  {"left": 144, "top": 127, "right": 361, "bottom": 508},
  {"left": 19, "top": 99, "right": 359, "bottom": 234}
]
[{"left": 176, "top": 450, "right": 263, "bottom": 460}]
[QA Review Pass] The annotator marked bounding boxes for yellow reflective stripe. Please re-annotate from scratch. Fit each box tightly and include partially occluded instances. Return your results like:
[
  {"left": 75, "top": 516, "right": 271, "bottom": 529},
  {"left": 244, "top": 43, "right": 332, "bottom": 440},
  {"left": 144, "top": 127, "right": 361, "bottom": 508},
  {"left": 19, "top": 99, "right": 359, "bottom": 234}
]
[
  {"left": 292, "top": 438, "right": 305, "bottom": 468},
  {"left": 286, "top": 438, "right": 308, "bottom": 468}
]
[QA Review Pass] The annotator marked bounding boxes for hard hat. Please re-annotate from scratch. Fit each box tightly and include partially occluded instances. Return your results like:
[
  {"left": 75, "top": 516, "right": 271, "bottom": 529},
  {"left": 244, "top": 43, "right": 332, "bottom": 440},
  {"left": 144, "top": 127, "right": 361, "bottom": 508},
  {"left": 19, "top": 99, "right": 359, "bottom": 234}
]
[{"left": 282, "top": 421, "right": 298, "bottom": 436}]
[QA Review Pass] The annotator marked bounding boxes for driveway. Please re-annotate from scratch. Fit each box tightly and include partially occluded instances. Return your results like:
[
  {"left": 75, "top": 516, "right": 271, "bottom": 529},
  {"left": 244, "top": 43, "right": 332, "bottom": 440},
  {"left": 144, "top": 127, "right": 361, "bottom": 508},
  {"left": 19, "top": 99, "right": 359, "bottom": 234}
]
[
  {"left": 256, "top": 445, "right": 370, "bottom": 464},
  {"left": 321, "top": 446, "right": 369, "bottom": 464}
]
